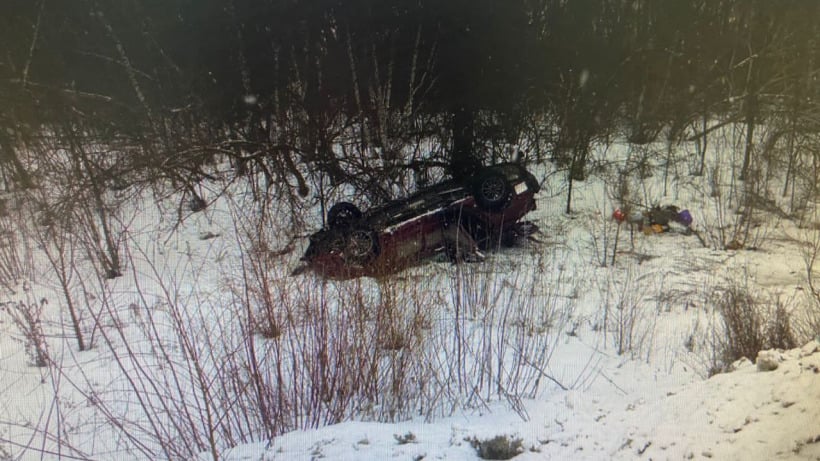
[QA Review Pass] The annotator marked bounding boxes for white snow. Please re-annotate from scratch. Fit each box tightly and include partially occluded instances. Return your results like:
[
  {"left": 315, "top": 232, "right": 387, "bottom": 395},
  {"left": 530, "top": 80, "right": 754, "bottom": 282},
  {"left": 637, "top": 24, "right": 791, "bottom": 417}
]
[
  {"left": 216, "top": 341, "right": 820, "bottom": 461},
  {"left": 2, "top": 133, "right": 820, "bottom": 461}
]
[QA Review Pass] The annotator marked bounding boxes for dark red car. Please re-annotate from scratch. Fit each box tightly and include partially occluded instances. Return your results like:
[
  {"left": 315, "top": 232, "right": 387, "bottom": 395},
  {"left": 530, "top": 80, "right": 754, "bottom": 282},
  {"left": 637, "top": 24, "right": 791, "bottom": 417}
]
[{"left": 296, "top": 163, "right": 540, "bottom": 278}]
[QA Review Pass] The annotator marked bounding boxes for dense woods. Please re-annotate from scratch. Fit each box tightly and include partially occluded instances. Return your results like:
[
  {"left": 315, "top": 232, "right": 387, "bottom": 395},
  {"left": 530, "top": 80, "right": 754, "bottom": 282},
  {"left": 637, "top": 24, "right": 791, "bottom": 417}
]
[{"left": 2, "top": 0, "right": 820, "bottom": 206}]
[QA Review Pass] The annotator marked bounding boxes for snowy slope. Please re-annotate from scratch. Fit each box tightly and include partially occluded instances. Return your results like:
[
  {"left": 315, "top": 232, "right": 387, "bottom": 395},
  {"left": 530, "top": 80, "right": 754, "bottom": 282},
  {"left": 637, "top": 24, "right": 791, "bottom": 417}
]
[
  {"left": 219, "top": 341, "right": 820, "bottom": 461},
  {"left": 614, "top": 341, "right": 820, "bottom": 461},
  {"left": 2, "top": 134, "right": 820, "bottom": 461}
]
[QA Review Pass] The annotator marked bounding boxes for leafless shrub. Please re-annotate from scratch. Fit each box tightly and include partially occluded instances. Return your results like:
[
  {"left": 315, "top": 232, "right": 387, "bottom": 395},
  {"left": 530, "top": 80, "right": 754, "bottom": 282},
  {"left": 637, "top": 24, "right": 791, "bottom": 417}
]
[
  {"left": 757, "top": 123, "right": 820, "bottom": 220},
  {"left": 226, "top": 210, "right": 576, "bottom": 436},
  {"left": 2, "top": 290, "right": 48, "bottom": 367},
  {"left": 0, "top": 196, "right": 35, "bottom": 291},
  {"left": 596, "top": 265, "right": 660, "bottom": 359},
  {"left": 22, "top": 130, "right": 135, "bottom": 281},
  {"left": 682, "top": 274, "right": 803, "bottom": 377},
  {"left": 444, "top": 253, "right": 575, "bottom": 413},
  {"left": 61, "top": 235, "right": 260, "bottom": 461},
  {"left": 799, "top": 295, "right": 820, "bottom": 343},
  {"left": 695, "top": 162, "right": 773, "bottom": 251},
  {"left": 799, "top": 224, "right": 820, "bottom": 340},
  {"left": 692, "top": 126, "right": 783, "bottom": 252},
  {"left": 715, "top": 287, "right": 765, "bottom": 364},
  {"left": 582, "top": 207, "right": 622, "bottom": 268},
  {"left": 711, "top": 283, "right": 798, "bottom": 374},
  {"left": 766, "top": 303, "right": 798, "bottom": 349},
  {"left": 28, "top": 207, "right": 90, "bottom": 352},
  {"left": 0, "top": 359, "right": 91, "bottom": 461}
]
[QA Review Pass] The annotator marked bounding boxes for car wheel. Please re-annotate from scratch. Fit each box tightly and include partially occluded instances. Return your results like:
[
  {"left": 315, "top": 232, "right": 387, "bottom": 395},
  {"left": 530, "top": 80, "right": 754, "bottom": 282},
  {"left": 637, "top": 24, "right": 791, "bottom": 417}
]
[
  {"left": 472, "top": 170, "right": 512, "bottom": 212},
  {"left": 343, "top": 226, "right": 379, "bottom": 264},
  {"left": 328, "top": 201, "right": 362, "bottom": 227}
]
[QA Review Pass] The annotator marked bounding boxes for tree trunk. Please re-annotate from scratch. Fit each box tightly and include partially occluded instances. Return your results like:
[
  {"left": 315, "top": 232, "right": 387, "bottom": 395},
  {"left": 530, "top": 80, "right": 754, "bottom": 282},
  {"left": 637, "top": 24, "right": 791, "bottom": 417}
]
[
  {"left": 696, "top": 113, "right": 708, "bottom": 176},
  {"left": 740, "top": 108, "right": 755, "bottom": 181},
  {"left": 0, "top": 137, "right": 34, "bottom": 189},
  {"left": 450, "top": 106, "right": 479, "bottom": 180},
  {"left": 740, "top": 86, "right": 759, "bottom": 181}
]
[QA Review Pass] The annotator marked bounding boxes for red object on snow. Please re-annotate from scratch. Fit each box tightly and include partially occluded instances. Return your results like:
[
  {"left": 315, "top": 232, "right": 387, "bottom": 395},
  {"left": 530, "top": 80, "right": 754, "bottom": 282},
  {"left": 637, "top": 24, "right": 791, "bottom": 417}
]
[{"left": 612, "top": 208, "right": 626, "bottom": 223}]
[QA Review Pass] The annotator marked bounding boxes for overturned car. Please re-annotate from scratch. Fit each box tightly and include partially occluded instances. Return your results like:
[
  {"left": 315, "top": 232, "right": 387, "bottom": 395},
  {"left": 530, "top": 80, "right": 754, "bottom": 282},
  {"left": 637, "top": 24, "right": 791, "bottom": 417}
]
[{"left": 296, "top": 163, "right": 541, "bottom": 279}]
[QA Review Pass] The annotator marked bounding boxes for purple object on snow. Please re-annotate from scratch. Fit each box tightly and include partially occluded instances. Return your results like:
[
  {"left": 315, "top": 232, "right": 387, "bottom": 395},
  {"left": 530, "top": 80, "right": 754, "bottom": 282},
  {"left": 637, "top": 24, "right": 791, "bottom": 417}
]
[{"left": 677, "top": 209, "right": 693, "bottom": 226}]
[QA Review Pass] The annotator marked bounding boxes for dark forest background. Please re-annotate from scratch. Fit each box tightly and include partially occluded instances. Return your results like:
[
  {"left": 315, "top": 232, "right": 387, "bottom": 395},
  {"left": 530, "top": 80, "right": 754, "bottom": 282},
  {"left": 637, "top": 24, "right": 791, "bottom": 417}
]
[{"left": 2, "top": 0, "right": 820, "bottom": 212}]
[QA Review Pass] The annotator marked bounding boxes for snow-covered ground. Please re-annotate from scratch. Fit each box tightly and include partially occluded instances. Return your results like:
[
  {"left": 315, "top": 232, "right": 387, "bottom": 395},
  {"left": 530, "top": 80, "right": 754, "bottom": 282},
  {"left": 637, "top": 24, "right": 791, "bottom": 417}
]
[
  {"left": 1, "top": 135, "right": 819, "bottom": 460},
  {"left": 222, "top": 340, "right": 820, "bottom": 461}
]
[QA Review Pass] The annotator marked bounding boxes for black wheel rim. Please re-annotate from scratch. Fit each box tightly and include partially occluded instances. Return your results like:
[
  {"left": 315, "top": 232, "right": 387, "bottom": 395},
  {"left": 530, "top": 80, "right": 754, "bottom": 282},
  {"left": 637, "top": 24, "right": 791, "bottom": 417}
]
[
  {"left": 481, "top": 176, "right": 506, "bottom": 202},
  {"left": 346, "top": 230, "right": 375, "bottom": 259}
]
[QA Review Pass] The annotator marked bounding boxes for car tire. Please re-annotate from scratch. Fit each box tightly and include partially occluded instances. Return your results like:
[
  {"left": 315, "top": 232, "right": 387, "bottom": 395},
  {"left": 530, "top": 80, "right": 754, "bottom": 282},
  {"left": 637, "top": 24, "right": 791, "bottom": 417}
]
[
  {"left": 328, "top": 201, "right": 362, "bottom": 227},
  {"left": 472, "top": 170, "right": 512, "bottom": 212},
  {"left": 343, "top": 226, "right": 379, "bottom": 264}
]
